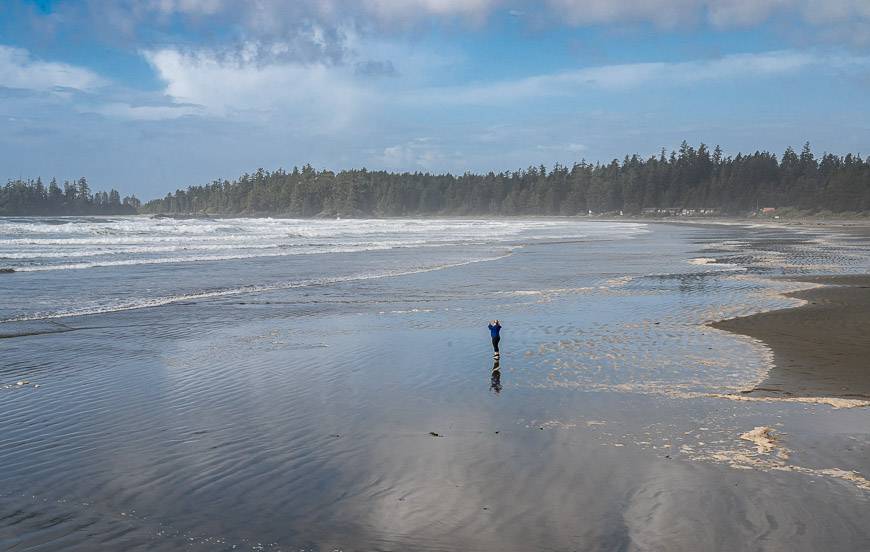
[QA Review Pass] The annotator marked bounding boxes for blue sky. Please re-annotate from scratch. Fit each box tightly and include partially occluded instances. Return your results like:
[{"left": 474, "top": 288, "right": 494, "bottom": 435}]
[{"left": 1, "top": 0, "right": 869, "bottom": 199}]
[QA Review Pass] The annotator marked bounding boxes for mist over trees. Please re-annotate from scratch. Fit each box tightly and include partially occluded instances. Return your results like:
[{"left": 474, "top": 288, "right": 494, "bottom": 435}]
[
  {"left": 0, "top": 177, "right": 140, "bottom": 216},
  {"left": 141, "top": 143, "right": 870, "bottom": 217}
]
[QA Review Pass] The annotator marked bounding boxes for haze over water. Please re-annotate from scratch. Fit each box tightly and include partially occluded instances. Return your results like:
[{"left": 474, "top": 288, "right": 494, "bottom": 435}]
[{"left": 2, "top": 218, "right": 869, "bottom": 550}]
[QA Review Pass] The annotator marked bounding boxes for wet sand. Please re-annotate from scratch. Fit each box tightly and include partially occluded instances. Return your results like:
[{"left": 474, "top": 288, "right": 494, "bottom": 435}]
[
  {"left": 713, "top": 274, "right": 870, "bottom": 399},
  {"left": 3, "top": 220, "right": 870, "bottom": 550}
]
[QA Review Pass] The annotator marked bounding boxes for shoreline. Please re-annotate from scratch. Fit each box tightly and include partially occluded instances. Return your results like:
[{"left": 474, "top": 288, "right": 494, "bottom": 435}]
[
  {"left": 712, "top": 274, "right": 870, "bottom": 400},
  {"left": 8, "top": 212, "right": 863, "bottom": 226},
  {"left": 654, "top": 218, "right": 870, "bottom": 402}
]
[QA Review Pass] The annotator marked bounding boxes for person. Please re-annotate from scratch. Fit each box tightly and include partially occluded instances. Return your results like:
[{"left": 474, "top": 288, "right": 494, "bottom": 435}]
[{"left": 488, "top": 319, "right": 502, "bottom": 354}]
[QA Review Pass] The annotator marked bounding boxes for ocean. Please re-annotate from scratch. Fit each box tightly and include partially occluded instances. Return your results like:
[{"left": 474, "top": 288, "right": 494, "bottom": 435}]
[
  {"left": 0, "top": 217, "right": 647, "bottom": 321},
  {"left": 1, "top": 217, "right": 869, "bottom": 551}
]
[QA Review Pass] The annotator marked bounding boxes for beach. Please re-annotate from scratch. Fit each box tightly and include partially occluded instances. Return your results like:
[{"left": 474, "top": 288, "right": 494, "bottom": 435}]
[
  {"left": 1, "top": 217, "right": 869, "bottom": 551},
  {"left": 714, "top": 274, "right": 870, "bottom": 399}
]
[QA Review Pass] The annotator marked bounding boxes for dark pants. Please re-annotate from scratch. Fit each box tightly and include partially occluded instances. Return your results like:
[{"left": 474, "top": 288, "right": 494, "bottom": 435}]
[{"left": 491, "top": 336, "right": 500, "bottom": 352}]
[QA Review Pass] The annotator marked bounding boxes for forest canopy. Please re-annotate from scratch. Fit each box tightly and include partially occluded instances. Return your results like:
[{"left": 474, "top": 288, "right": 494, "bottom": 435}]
[
  {"left": 3, "top": 143, "right": 869, "bottom": 217},
  {"left": 0, "top": 177, "right": 139, "bottom": 216},
  {"left": 140, "top": 142, "right": 870, "bottom": 217}
]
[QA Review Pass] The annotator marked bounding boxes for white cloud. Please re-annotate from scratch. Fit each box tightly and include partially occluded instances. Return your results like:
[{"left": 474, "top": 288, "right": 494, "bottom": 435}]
[
  {"left": 24, "top": 0, "right": 869, "bottom": 58},
  {"left": 537, "top": 143, "right": 588, "bottom": 152},
  {"left": 419, "top": 50, "right": 868, "bottom": 104},
  {"left": 0, "top": 45, "right": 106, "bottom": 91},
  {"left": 143, "top": 0, "right": 868, "bottom": 30},
  {"left": 92, "top": 102, "right": 202, "bottom": 121},
  {"left": 361, "top": 0, "right": 498, "bottom": 21},
  {"left": 141, "top": 44, "right": 870, "bottom": 128},
  {"left": 380, "top": 138, "right": 454, "bottom": 169},
  {"left": 147, "top": 0, "right": 225, "bottom": 16},
  {"left": 706, "top": 0, "right": 791, "bottom": 28},
  {"left": 547, "top": 0, "right": 870, "bottom": 30},
  {"left": 799, "top": 0, "right": 870, "bottom": 24},
  {"left": 545, "top": 0, "right": 700, "bottom": 28},
  {"left": 142, "top": 42, "right": 373, "bottom": 129}
]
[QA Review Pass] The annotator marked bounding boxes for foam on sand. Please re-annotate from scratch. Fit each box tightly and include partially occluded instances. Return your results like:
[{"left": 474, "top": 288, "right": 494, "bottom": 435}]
[
  {"left": 739, "top": 426, "right": 783, "bottom": 456},
  {"left": 535, "top": 380, "right": 870, "bottom": 409},
  {"left": 700, "top": 392, "right": 870, "bottom": 409},
  {"left": 689, "top": 426, "right": 870, "bottom": 492}
]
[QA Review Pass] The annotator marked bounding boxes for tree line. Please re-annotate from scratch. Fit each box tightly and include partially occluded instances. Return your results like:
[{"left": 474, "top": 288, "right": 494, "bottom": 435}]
[
  {"left": 141, "top": 143, "right": 869, "bottom": 217},
  {"left": 0, "top": 177, "right": 140, "bottom": 216},
  {"left": 5, "top": 142, "right": 868, "bottom": 217}
]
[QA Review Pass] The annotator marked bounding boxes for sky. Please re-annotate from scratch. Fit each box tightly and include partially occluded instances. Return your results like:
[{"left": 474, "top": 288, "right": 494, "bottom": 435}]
[{"left": 1, "top": 0, "right": 869, "bottom": 199}]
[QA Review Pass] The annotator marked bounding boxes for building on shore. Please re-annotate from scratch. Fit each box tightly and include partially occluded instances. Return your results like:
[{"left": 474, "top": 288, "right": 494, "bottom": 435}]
[{"left": 641, "top": 208, "right": 720, "bottom": 217}]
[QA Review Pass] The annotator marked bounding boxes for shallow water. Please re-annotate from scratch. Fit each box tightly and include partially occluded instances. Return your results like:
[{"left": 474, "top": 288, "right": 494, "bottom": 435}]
[{"left": 1, "top": 218, "right": 869, "bottom": 551}]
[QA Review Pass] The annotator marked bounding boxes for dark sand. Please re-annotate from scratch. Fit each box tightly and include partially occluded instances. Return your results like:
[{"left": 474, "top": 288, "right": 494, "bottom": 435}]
[{"left": 713, "top": 274, "right": 870, "bottom": 399}]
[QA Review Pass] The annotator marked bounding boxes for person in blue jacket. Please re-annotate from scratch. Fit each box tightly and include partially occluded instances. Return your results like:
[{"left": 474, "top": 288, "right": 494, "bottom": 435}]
[{"left": 488, "top": 319, "right": 502, "bottom": 354}]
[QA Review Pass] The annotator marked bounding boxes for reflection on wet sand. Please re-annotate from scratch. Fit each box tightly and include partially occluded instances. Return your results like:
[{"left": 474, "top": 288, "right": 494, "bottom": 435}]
[{"left": 490, "top": 359, "right": 502, "bottom": 394}]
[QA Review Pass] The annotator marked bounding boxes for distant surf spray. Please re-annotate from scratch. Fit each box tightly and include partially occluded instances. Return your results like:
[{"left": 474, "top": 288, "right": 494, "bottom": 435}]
[
  {"left": 0, "top": 217, "right": 648, "bottom": 323},
  {"left": 0, "top": 216, "right": 647, "bottom": 273}
]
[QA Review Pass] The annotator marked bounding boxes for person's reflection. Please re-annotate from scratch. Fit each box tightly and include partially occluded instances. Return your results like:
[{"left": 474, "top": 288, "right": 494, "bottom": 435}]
[{"left": 490, "top": 359, "right": 502, "bottom": 394}]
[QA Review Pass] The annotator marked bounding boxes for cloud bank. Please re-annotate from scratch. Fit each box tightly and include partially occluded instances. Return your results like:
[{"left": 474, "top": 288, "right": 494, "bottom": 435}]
[
  {"left": 409, "top": 50, "right": 870, "bottom": 105},
  {"left": 0, "top": 45, "right": 105, "bottom": 91},
  {"left": 14, "top": 0, "right": 870, "bottom": 42}
]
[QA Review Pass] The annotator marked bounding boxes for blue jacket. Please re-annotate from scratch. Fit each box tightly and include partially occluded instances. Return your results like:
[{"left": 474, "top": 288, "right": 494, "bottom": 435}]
[{"left": 488, "top": 323, "right": 501, "bottom": 338}]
